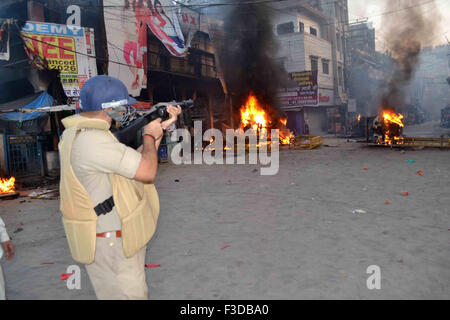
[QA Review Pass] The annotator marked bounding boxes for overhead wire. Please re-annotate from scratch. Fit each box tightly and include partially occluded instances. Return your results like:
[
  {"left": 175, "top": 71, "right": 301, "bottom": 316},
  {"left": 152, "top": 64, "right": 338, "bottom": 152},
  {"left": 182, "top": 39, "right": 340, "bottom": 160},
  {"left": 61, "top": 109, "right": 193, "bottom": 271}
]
[{"left": 0, "top": 0, "right": 446, "bottom": 70}]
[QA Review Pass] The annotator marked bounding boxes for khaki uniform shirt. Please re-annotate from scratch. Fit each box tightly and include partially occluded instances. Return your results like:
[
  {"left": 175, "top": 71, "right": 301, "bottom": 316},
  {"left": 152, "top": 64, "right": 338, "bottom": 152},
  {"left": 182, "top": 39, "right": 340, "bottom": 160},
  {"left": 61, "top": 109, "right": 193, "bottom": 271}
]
[{"left": 71, "top": 128, "right": 142, "bottom": 233}]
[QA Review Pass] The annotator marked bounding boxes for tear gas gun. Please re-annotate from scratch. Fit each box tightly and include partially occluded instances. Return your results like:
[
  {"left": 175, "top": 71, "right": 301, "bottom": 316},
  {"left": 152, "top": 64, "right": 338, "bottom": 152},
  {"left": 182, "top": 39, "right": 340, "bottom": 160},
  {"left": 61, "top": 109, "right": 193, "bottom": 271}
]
[{"left": 114, "top": 99, "right": 194, "bottom": 147}]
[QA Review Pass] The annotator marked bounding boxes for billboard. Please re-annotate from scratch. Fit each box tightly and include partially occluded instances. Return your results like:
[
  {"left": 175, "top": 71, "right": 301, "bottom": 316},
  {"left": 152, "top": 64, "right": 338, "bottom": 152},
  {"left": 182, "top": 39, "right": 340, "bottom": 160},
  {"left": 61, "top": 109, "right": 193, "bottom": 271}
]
[
  {"left": 104, "top": 0, "right": 147, "bottom": 96},
  {"left": 103, "top": 0, "right": 193, "bottom": 96},
  {"left": 21, "top": 21, "right": 97, "bottom": 98},
  {"left": 278, "top": 71, "right": 319, "bottom": 107}
]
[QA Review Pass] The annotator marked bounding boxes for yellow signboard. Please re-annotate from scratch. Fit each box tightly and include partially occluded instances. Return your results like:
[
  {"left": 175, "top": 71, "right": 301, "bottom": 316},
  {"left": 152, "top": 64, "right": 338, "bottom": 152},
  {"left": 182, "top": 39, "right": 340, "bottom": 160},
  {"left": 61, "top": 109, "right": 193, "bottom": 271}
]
[{"left": 22, "top": 34, "right": 78, "bottom": 74}]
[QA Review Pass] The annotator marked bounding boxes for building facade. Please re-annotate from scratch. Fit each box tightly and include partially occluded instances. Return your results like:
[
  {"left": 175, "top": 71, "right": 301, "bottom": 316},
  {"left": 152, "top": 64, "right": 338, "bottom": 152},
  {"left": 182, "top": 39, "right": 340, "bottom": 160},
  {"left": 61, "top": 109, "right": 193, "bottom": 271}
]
[
  {"left": 0, "top": 0, "right": 223, "bottom": 178},
  {"left": 408, "top": 45, "right": 450, "bottom": 121},
  {"left": 272, "top": 0, "right": 350, "bottom": 135}
]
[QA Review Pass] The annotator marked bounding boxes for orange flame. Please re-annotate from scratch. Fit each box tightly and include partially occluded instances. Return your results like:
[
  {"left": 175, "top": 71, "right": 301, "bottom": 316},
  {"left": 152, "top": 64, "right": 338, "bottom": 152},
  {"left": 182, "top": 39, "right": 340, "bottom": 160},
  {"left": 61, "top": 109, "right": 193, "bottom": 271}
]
[
  {"left": 383, "top": 111, "right": 404, "bottom": 128},
  {"left": 381, "top": 111, "right": 404, "bottom": 145},
  {"left": 0, "top": 177, "right": 15, "bottom": 194},
  {"left": 357, "top": 114, "right": 361, "bottom": 122},
  {"left": 279, "top": 117, "right": 294, "bottom": 144},
  {"left": 240, "top": 95, "right": 267, "bottom": 132},
  {"left": 240, "top": 94, "right": 293, "bottom": 145}
]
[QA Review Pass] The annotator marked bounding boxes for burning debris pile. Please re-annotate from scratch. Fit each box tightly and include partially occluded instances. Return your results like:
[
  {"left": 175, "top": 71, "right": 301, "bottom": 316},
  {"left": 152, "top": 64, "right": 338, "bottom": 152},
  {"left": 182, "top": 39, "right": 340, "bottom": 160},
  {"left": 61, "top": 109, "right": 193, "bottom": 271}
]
[
  {"left": 375, "top": 0, "right": 442, "bottom": 145},
  {"left": 0, "top": 177, "right": 15, "bottom": 194},
  {"left": 218, "top": 0, "right": 293, "bottom": 145},
  {"left": 0, "top": 176, "right": 18, "bottom": 199}
]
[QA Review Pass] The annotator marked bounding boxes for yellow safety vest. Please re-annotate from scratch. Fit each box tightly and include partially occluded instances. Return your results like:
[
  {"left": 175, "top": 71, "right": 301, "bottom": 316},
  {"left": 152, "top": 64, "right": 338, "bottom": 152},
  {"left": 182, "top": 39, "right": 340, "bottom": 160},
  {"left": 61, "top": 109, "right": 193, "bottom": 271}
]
[{"left": 58, "top": 115, "right": 160, "bottom": 264}]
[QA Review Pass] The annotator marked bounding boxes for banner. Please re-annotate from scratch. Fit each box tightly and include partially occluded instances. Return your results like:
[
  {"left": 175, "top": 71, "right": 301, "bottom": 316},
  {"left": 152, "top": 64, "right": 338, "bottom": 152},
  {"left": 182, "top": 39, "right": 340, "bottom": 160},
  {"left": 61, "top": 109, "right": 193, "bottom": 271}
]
[
  {"left": 278, "top": 71, "right": 318, "bottom": 107},
  {"left": 146, "top": 0, "right": 188, "bottom": 57},
  {"left": 21, "top": 21, "right": 97, "bottom": 98},
  {"left": 103, "top": 0, "right": 146, "bottom": 96}
]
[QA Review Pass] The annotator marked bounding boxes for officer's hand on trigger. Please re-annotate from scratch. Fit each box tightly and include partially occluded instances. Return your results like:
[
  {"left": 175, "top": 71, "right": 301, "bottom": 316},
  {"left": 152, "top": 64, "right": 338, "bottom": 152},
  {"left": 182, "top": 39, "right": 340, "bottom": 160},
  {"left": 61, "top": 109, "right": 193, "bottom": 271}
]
[{"left": 143, "top": 118, "right": 163, "bottom": 141}]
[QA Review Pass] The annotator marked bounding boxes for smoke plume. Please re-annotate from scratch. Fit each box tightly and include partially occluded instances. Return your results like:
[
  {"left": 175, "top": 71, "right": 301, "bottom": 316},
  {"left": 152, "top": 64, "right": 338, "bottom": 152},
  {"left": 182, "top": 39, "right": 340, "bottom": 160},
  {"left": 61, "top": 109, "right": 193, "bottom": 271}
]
[
  {"left": 217, "top": 1, "right": 288, "bottom": 125},
  {"left": 380, "top": 0, "right": 442, "bottom": 110}
]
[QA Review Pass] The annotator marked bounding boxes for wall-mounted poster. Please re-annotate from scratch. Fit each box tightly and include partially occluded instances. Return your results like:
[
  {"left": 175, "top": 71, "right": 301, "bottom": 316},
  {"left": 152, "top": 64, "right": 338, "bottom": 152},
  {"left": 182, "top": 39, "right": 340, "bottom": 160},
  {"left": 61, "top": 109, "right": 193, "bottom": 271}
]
[
  {"left": 104, "top": 0, "right": 146, "bottom": 96},
  {"left": 20, "top": 21, "right": 97, "bottom": 98}
]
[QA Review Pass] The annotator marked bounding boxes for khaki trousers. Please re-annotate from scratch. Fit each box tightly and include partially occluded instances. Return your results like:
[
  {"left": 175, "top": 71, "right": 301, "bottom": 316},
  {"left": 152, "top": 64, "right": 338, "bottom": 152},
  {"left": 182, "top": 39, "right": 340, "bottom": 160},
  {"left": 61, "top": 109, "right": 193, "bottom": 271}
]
[
  {"left": 85, "top": 236, "right": 148, "bottom": 300},
  {"left": 0, "top": 263, "right": 5, "bottom": 300}
]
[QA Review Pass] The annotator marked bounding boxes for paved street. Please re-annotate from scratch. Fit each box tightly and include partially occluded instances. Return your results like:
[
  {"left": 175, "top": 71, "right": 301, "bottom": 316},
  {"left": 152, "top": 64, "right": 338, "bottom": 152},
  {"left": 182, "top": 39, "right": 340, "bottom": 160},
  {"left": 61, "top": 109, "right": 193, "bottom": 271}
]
[{"left": 1, "top": 128, "right": 449, "bottom": 299}]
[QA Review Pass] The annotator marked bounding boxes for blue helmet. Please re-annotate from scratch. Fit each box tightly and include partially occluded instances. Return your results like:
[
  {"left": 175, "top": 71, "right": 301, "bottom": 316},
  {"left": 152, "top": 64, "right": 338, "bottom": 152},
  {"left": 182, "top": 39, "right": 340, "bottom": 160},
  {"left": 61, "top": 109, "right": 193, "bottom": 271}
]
[{"left": 79, "top": 75, "right": 137, "bottom": 111}]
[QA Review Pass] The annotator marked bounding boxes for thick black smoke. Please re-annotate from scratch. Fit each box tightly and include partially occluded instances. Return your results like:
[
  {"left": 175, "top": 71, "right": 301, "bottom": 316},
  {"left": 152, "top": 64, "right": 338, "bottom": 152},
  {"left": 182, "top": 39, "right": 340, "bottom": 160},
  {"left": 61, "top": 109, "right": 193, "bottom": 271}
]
[
  {"left": 380, "top": 0, "right": 441, "bottom": 111},
  {"left": 217, "top": 1, "right": 288, "bottom": 125}
]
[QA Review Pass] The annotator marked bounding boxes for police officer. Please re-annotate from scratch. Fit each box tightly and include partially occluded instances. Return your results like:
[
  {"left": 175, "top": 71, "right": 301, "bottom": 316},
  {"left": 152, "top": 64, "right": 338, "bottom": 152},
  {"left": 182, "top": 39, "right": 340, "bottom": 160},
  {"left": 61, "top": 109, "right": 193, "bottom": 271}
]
[{"left": 58, "top": 75, "right": 180, "bottom": 299}]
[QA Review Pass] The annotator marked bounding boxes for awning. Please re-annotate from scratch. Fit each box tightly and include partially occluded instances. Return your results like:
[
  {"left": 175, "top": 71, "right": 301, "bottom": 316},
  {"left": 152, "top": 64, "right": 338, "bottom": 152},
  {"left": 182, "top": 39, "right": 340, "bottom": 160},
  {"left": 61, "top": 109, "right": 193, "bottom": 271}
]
[
  {"left": 0, "top": 92, "right": 53, "bottom": 134},
  {"left": 0, "top": 92, "right": 43, "bottom": 112},
  {"left": 0, "top": 92, "right": 53, "bottom": 121}
]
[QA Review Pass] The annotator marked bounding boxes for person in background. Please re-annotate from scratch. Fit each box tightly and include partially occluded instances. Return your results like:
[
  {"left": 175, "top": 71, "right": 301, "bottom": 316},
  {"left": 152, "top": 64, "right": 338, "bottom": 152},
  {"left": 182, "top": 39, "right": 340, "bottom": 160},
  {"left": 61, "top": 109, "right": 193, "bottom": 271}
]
[{"left": 0, "top": 216, "right": 14, "bottom": 300}]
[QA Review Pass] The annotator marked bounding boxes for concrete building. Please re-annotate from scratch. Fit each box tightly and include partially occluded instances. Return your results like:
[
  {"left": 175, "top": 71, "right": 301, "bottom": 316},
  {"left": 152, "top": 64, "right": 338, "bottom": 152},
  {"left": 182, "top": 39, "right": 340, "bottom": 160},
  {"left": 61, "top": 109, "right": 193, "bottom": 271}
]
[
  {"left": 0, "top": 0, "right": 223, "bottom": 178},
  {"left": 271, "top": 0, "right": 349, "bottom": 135},
  {"left": 409, "top": 45, "right": 450, "bottom": 121},
  {"left": 347, "top": 21, "right": 382, "bottom": 116}
]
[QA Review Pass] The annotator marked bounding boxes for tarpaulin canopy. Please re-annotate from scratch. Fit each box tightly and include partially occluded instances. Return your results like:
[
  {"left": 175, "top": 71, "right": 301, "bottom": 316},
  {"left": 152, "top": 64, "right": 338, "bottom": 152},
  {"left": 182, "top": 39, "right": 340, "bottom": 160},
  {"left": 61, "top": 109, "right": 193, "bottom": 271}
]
[
  {"left": 0, "top": 92, "right": 53, "bottom": 121},
  {"left": 0, "top": 92, "right": 52, "bottom": 134}
]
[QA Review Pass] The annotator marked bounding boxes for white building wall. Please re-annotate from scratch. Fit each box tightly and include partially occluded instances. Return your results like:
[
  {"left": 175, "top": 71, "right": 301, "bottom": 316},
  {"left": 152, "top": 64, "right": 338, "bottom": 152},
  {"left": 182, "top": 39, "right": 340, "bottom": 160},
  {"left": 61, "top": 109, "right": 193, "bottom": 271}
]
[
  {"left": 274, "top": 18, "right": 333, "bottom": 92},
  {"left": 303, "top": 34, "right": 333, "bottom": 90},
  {"left": 277, "top": 33, "right": 306, "bottom": 72}
]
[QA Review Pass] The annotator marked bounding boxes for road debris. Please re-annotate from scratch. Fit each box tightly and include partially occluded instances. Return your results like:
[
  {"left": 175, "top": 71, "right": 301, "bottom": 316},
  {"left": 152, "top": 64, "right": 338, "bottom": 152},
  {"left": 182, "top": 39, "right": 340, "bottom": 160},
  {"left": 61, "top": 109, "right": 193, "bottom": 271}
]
[
  {"left": 28, "top": 189, "right": 59, "bottom": 199},
  {"left": 220, "top": 245, "right": 230, "bottom": 250},
  {"left": 385, "top": 200, "right": 390, "bottom": 205},
  {"left": 416, "top": 170, "right": 424, "bottom": 176},
  {"left": 60, "top": 273, "right": 74, "bottom": 280},
  {"left": 402, "top": 191, "right": 409, "bottom": 196},
  {"left": 351, "top": 209, "right": 366, "bottom": 214},
  {"left": 145, "top": 264, "right": 161, "bottom": 268}
]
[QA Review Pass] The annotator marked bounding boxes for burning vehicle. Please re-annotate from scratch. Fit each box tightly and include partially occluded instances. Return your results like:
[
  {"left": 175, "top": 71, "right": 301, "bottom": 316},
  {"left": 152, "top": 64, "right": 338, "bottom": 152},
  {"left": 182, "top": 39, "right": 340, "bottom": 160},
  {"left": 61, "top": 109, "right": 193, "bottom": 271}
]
[
  {"left": 372, "top": 110, "right": 405, "bottom": 145},
  {"left": 239, "top": 94, "right": 294, "bottom": 146}
]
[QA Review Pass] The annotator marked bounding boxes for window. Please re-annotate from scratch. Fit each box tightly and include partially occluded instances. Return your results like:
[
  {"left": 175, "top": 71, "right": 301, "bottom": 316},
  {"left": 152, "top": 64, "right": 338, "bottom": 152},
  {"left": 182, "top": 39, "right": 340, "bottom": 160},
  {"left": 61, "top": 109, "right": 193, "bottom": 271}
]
[
  {"left": 310, "top": 27, "right": 317, "bottom": 36},
  {"left": 311, "top": 57, "right": 318, "bottom": 71},
  {"left": 338, "top": 66, "right": 343, "bottom": 86},
  {"left": 299, "top": 22, "right": 304, "bottom": 33},
  {"left": 277, "top": 22, "right": 294, "bottom": 35},
  {"left": 201, "top": 55, "right": 215, "bottom": 78},
  {"left": 322, "top": 60, "right": 329, "bottom": 74}
]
